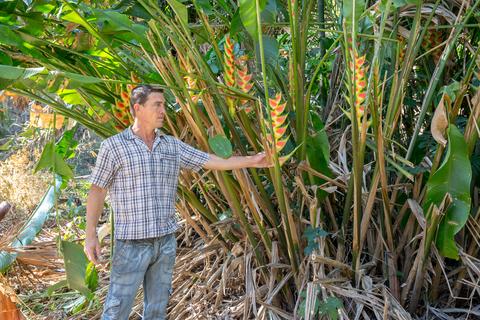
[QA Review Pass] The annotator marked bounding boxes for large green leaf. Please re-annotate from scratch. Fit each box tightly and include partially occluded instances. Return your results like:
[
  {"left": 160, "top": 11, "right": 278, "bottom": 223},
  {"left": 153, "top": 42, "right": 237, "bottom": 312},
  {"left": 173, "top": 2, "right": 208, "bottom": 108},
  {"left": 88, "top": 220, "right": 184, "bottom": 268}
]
[
  {"left": 342, "top": 0, "right": 366, "bottom": 27},
  {"left": 61, "top": 240, "right": 92, "bottom": 297},
  {"left": 239, "top": 0, "right": 266, "bottom": 40},
  {"left": 166, "top": 0, "right": 188, "bottom": 26},
  {"left": 208, "top": 135, "right": 233, "bottom": 159},
  {"left": 256, "top": 35, "right": 279, "bottom": 65},
  {"left": 423, "top": 125, "right": 472, "bottom": 259},
  {"left": 0, "top": 64, "right": 45, "bottom": 80},
  {"left": 306, "top": 114, "right": 331, "bottom": 200},
  {"left": 35, "top": 142, "right": 75, "bottom": 179},
  {"left": 0, "top": 25, "right": 23, "bottom": 46}
]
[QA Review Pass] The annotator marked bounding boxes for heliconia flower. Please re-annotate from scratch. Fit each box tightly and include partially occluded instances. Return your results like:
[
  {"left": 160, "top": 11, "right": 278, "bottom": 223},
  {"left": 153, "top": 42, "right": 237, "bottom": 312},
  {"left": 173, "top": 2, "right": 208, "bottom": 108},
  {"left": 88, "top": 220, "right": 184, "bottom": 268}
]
[
  {"left": 116, "top": 101, "right": 126, "bottom": 110},
  {"left": 223, "top": 35, "right": 237, "bottom": 116},
  {"left": 266, "top": 93, "right": 289, "bottom": 153},
  {"left": 223, "top": 35, "right": 235, "bottom": 88},
  {"left": 236, "top": 65, "right": 254, "bottom": 111},
  {"left": 121, "top": 115, "right": 131, "bottom": 126},
  {"left": 121, "top": 91, "right": 130, "bottom": 103},
  {"left": 348, "top": 49, "right": 369, "bottom": 125},
  {"left": 114, "top": 110, "right": 124, "bottom": 119}
]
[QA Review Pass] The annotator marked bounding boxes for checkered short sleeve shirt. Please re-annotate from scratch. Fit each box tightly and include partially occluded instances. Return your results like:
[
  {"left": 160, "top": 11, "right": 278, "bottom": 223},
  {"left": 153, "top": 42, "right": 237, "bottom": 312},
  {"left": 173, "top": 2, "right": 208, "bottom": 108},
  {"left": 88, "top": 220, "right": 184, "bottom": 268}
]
[{"left": 89, "top": 127, "right": 209, "bottom": 240}]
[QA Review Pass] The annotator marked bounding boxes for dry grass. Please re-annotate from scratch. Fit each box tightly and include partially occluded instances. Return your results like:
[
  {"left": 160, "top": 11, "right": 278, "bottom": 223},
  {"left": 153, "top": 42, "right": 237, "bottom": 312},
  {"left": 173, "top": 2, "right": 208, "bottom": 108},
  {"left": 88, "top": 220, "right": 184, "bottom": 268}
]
[{"left": 0, "top": 147, "right": 49, "bottom": 237}]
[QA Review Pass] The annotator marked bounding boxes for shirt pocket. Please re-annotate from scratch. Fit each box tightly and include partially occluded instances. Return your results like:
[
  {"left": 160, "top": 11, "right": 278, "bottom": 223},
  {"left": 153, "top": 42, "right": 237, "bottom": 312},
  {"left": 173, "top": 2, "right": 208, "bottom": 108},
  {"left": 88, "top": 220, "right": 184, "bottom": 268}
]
[{"left": 153, "top": 152, "right": 179, "bottom": 198}]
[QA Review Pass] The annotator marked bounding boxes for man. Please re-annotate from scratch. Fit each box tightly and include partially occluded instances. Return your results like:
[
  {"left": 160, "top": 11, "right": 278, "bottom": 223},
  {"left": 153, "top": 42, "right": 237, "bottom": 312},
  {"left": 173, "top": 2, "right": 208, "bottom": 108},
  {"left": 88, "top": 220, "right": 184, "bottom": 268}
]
[{"left": 84, "top": 85, "right": 271, "bottom": 319}]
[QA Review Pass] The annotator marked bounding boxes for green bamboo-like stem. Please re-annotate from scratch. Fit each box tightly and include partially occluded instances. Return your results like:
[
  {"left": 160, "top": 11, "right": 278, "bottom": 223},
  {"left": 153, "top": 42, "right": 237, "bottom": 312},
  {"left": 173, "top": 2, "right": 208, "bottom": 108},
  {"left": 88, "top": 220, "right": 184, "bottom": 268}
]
[
  {"left": 384, "top": 2, "right": 431, "bottom": 138},
  {"left": 255, "top": 0, "right": 300, "bottom": 271},
  {"left": 342, "top": 5, "right": 365, "bottom": 275},
  {"left": 221, "top": 172, "right": 266, "bottom": 266}
]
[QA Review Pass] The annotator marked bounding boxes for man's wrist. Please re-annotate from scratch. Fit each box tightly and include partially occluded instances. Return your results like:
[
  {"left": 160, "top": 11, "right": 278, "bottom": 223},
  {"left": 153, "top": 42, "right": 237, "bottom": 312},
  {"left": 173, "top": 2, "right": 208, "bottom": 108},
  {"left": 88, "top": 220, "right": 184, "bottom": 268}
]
[{"left": 86, "top": 227, "right": 97, "bottom": 239}]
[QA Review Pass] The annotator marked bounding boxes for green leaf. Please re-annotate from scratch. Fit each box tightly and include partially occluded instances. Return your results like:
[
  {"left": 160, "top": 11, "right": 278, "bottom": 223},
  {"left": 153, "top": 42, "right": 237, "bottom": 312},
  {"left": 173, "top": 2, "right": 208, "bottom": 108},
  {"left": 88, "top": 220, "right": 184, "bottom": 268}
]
[
  {"left": 342, "top": 0, "right": 366, "bottom": 27},
  {"left": 46, "top": 279, "right": 68, "bottom": 297},
  {"left": 318, "top": 297, "right": 343, "bottom": 320},
  {"left": 239, "top": 0, "right": 266, "bottom": 40},
  {"left": 56, "top": 126, "right": 78, "bottom": 159},
  {"left": 0, "top": 138, "right": 13, "bottom": 151},
  {"left": 392, "top": 0, "right": 408, "bottom": 8},
  {"left": 166, "top": 0, "right": 188, "bottom": 26},
  {"left": 0, "top": 64, "right": 45, "bottom": 80},
  {"left": 0, "top": 25, "right": 23, "bottom": 46},
  {"left": 34, "top": 142, "right": 55, "bottom": 173},
  {"left": 35, "top": 142, "right": 74, "bottom": 179},
  {"left": 61, "top": 240, "right": 92, "bottom": 297},
  {"left": 61, "top": 5, "right": 98, "bottom": 37},
  {"left": 195, "top": 0, "right": 214, "bottom": 14},
  {"left": 230, "top": 9, "right": 243, "bottom": 36},
  {"left": 256, "top": 35, "right": 279, "bottom": 65},
  {"left": 423, "top": 125, "right": 472, "bottom": 259},
  {"left": 59, "top": 89, "right": 84, "bottom": 105},
  {"left": 306, "top": 114, "right": 332, "bottom": 200},
  {"left": 261, "top": 0, "right": 277, "bottom": 24},
  {"left": 208, "top": 135, "right": 233, "bottom": 159},
  {"left": 54, "top": 153, "right": 75, "bottom": 179},
  {"left": 85, "top": 262, "right": 98, "bottom": 292},
  {"left": 51, "top": 71, "right": 103, "bottom": 84},
  {"left": 303, "top": 226, "right": 328, "bottom": 255},
  {"left": 0, "top": 52, "right": 13, "bottom": 65}
]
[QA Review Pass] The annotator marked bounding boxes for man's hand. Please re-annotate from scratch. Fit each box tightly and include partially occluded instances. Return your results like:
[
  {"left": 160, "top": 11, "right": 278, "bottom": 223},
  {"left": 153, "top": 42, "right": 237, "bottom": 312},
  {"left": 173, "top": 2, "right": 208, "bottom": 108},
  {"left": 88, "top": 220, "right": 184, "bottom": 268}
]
[
  {"left": 84, "top": 235, "right": 102, "bottom": 265},
  {"left": 249, "top": 152, "right": 274, "bottom": 168}
]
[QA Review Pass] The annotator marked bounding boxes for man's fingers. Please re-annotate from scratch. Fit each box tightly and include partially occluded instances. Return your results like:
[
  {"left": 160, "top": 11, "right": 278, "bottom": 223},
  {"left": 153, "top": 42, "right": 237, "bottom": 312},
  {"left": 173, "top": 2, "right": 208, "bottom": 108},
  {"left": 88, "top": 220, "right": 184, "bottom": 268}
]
[
  {"left": 95, "top": 245, "right": 102, "bottom": 262},
  {"left": 85, "top": 247, "right": 98, "bottom": 265}
]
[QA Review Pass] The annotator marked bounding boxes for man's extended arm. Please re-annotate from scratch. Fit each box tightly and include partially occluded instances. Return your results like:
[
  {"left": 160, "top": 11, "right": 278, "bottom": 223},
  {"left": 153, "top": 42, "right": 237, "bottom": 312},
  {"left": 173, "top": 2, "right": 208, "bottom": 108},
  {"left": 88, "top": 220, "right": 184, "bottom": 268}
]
[
  {"left": 203, "top": 152, "right": 271, "bottom": 171},
  {"left": 84, "top": 184, "right": 107, "bottom": 265}
]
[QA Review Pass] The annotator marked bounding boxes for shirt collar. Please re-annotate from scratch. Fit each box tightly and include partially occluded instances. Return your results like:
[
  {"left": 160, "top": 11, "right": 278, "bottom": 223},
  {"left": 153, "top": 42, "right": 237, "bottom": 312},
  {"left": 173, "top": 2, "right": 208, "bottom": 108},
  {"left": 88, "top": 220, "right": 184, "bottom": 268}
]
[{"left": 124, "top": 126, "right": 165, "bottom": 140}]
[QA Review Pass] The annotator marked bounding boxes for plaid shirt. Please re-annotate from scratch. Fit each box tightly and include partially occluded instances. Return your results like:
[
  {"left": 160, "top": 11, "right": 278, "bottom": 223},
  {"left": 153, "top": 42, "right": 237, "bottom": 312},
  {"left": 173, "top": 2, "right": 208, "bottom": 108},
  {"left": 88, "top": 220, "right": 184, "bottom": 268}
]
[{"left": 89, "top": 126, "right": 209, "bottom": 240}]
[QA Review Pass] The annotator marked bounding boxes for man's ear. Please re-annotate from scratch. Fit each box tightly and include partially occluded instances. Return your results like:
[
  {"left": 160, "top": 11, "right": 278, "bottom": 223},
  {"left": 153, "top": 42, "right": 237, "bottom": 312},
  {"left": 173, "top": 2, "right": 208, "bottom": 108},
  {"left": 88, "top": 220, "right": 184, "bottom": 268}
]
[{"left": 133, "top": 103, "right": 141, "bottom": 114}]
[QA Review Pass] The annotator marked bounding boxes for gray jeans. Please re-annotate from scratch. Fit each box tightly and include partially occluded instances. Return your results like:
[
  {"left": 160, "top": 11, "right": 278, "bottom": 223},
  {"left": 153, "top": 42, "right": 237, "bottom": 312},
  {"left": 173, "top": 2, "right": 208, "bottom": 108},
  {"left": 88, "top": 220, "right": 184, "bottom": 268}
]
[{"left": 101, "top": 232, "right": 177, "bottom": 320}]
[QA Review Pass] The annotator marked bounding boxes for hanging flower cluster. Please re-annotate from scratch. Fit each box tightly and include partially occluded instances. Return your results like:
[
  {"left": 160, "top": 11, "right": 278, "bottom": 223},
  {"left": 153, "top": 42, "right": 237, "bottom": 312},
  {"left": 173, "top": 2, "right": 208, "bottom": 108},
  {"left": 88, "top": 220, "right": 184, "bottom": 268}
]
[
  {"left": 113, "top": 73, "right": 139, "bottom": 131},
  {"left": 347, "top": 47, "right": 369, "bottom": 127},
  {"left": 236, "top": 55, "right": 254, "bottom": 112},
  {"left": 181, "top": 59, "right": 199, "bottom": 105},
  {"left": 223, "top": 36, "right": 254, "bottom": 115},
  {"left": 266, "top": 93, "right": 289, "bottom": 153},
  {"left": 223, "top": 35, "right": 236, "bottom": 116}
]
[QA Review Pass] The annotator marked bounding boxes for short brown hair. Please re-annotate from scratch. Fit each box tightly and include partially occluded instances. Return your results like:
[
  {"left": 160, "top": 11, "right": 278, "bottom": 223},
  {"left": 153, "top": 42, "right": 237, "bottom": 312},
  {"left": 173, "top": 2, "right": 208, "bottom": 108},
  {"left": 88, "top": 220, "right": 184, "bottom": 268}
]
[{"left": 130, "top": 85, "right": 164, "bottom": 116}]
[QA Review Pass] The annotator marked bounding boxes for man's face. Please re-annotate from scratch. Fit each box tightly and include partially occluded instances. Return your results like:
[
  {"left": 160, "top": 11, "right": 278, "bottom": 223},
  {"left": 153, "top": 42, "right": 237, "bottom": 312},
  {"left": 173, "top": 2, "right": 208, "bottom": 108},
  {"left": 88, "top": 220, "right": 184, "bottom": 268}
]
[{"left": 134, "top": 92, "right": 166, "bottom": 128}]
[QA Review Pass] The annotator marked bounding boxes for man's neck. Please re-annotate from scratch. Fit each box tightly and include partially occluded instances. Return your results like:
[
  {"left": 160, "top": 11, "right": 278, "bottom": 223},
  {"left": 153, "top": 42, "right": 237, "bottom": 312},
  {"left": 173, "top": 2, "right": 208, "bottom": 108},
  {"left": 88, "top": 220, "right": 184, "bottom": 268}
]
[{"left": 131, "top": 122, "right": 156, "bottom": 143}]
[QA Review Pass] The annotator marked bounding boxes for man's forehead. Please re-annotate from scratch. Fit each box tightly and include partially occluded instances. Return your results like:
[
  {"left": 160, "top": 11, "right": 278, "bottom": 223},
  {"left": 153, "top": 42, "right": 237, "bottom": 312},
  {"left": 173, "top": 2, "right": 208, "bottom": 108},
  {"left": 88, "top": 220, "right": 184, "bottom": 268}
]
[{"left": 146, "top": 92, "right": 165, "bottom": 102}]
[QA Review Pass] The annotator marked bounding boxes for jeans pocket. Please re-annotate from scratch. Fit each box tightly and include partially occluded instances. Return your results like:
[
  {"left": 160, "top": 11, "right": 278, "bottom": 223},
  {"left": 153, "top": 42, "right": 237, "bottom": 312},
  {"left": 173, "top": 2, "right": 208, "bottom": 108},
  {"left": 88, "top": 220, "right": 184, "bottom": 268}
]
[{"left": 163, "top": 233, "right": 177, "bottom": 256}]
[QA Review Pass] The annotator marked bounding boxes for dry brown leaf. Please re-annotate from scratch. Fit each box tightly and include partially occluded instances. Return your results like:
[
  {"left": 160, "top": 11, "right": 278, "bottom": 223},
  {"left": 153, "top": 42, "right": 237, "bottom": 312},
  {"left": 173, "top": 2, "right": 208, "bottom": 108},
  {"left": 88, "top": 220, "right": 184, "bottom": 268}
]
[{"left": 431, "top": 93, "right": 450, "bottom": 147}]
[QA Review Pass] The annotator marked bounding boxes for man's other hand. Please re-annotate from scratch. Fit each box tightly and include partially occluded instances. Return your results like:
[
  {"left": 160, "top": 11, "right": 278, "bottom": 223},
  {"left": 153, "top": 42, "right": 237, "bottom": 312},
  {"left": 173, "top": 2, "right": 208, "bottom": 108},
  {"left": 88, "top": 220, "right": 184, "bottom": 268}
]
[{"left": 84, "top": 235, "right": 102, "bottom": 265}]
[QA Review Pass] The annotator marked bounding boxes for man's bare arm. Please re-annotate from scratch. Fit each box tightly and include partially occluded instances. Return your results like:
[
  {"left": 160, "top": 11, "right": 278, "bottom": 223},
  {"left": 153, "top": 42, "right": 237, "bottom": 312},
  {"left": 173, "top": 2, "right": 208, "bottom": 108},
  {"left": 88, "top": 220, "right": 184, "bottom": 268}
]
[
  {"left": 203, "top": 152, "right": 272, "bottom": 171},
  {"left": 84, "top": 184, "right": 107, "bottom": 265}
]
